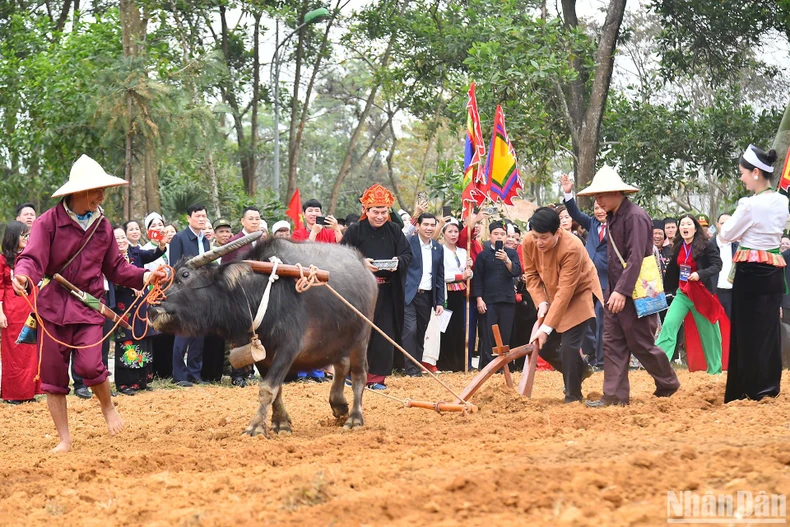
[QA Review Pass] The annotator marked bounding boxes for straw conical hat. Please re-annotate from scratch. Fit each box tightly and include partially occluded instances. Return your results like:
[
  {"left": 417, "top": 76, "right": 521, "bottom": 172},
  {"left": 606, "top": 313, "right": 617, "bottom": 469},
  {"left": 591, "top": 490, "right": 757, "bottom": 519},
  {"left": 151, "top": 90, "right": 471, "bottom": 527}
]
[
  {"left": 51, "top": 155, "right": 128, "bottom": 198},
  {"left": 576, "top": 165, "right": 639, "bottom": 196}
]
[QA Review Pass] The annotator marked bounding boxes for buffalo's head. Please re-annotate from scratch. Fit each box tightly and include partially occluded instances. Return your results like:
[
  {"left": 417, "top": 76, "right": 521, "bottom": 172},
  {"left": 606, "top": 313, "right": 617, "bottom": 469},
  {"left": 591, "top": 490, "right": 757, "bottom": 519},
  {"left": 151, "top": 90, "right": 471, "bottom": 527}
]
[{"left": 149, "top": 232, "right": 263, "bottom": 339}]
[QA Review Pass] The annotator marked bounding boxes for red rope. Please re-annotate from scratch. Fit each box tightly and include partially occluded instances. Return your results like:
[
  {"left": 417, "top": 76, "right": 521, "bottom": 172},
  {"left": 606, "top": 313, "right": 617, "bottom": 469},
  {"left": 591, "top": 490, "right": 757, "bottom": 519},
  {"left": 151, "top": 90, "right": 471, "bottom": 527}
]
[{"left": 19, "top": 266, "right": 175, "bottom": 382}]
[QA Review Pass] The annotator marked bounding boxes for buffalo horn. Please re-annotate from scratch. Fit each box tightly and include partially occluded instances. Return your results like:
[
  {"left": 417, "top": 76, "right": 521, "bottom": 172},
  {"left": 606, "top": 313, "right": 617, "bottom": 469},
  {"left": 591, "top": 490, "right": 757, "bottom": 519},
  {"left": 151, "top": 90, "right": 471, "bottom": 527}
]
[{"left": 186, "top": 231, "right": 264, "bottom": 268}]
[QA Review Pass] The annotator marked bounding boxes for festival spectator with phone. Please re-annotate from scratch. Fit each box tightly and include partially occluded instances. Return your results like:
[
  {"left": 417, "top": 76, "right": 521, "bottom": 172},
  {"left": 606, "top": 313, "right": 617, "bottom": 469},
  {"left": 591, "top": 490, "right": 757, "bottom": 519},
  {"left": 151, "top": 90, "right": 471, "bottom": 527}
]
[
  {"left": 292, "top": 199, "right": 342, "bottom": 243},
  {"left": 472, "top": 221, "right": 522, "bottom": 369}
]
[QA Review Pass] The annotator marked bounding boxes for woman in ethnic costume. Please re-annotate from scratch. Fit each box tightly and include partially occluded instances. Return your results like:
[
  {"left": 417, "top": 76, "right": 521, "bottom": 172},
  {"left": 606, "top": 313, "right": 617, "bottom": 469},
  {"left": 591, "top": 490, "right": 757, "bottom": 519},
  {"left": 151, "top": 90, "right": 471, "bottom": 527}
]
[
  {"left": 112, "top": 226, "right": 165, "bottom": 395},
  {"left": 0, "top": 221, "right": 42, "bottom": 403},
  {"left": 720, "top": 145, "right": 789, "bottom": 402},
  {"left": 657, "top": 214, "right": 729, "bottom": 374},
  {"left": 437, "top": 219, "right": 472, "bottom": 372}
]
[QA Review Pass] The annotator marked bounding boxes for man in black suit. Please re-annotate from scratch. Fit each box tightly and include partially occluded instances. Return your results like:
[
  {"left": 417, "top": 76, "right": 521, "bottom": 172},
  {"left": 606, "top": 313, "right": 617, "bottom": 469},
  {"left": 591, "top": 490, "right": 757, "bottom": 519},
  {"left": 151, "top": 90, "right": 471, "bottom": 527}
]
[
  {"left": 402, "top": 213, "right": 445, "bottom": 376},
  {"left": 168, "top": 203, "right": 211, "bottom": 387}
]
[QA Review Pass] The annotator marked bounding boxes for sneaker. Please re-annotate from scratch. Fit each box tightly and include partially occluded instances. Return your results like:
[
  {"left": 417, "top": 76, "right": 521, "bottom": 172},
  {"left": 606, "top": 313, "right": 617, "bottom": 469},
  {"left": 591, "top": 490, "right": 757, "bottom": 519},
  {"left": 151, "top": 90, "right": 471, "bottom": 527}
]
[
  {"left": 344, "top": 377, "right": 352, "bottom": 387},
  {"left": 366, "top": 382, "right": 387, "bottom": 390},
  {"left": 74, "top": 386, "right": 92, "bottom": 399},
  {"left": 231, "top": 377, "right": 248, "bottom": 388},
  {"left": 421, "top": 362, "right": 438, "bottom": 374},
  {"left": 175, "top": 380, "right": 193, "bottom": 388}
]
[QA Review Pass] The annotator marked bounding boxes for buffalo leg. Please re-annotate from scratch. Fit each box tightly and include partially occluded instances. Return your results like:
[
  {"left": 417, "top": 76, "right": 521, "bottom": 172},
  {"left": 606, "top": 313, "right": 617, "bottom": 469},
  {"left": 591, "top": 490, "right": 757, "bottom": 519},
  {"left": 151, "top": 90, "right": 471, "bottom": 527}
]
[
  {"left": 243, "top": 383, "right": 278, "bottom": 438},
  {"left": 345, "top": 340, "right": 367, "bottom": 430},
  {"left": 243, "top": 345, "right": 297, "bottom": 437},
  {"left": 330, "top": 357, "right": 351, "bottom": 422},
  {"left": 270, "top": 389, "right": 292, "bottom": 435}
]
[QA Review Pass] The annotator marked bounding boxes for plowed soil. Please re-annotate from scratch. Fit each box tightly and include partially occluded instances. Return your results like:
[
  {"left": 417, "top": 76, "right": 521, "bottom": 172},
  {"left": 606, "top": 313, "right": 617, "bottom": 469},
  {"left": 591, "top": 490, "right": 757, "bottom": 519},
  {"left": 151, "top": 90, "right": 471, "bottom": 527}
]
[{"left": 1, "top": 370, "right": 789, "bottom": 526}]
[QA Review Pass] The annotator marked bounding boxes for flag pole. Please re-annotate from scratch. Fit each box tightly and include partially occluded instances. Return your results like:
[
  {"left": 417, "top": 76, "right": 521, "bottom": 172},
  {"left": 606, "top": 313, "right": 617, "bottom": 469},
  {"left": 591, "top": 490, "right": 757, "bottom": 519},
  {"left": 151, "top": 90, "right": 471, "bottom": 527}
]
[{"left": 464, "top": 207, "right": 472, "bottom": 373}]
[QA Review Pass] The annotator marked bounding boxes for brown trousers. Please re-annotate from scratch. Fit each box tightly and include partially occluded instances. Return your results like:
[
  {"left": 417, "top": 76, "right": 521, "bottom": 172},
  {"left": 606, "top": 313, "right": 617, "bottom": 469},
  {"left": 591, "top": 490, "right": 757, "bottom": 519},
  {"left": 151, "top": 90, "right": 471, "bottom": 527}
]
[{"left": 603, "top": 298, "right": 680, "bottom": 403}]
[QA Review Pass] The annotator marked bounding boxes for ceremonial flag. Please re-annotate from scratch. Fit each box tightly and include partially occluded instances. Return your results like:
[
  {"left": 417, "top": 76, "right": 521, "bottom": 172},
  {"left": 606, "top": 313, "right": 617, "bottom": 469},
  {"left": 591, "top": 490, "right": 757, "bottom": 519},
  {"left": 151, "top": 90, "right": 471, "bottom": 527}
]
[
  {"left": 461, "top": 82, "right": 487, "bottom": 218},
  {"left": 779, "top": 146, "right": 790, "bottom": 193},
  {"left": 484, "top": 105, "right": 523, "bottom": 205},
  {"left": 286, "top": 188, "right": 304, "bottom": 230}
]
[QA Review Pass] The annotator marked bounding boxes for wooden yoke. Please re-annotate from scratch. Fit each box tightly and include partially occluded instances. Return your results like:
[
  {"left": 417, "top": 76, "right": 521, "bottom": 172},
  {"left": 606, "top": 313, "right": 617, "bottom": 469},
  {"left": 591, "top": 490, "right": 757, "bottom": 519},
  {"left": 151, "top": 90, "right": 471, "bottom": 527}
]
[{"left": 242, "top": 260, "right": 330, "bottom": 282}]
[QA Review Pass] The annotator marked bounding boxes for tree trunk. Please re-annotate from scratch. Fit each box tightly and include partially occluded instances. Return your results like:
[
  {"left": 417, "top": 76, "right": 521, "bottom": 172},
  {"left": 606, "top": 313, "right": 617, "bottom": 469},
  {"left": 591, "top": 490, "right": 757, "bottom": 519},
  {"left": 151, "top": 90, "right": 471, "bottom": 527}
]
[
  {"left": 286, "top": 0, "right": 341, "bottom": 203},
  {"left": 249, "top": 11, "right": 261, "bottom": 196},
  {"left": 219, "top": 5, "right": 254, "bottom": 196},
  {"left": 771, "top": 99, "right": 790, "bottom": 188},
  {"left": 559, "top": 0, "right": 627, "bottom": 207},
  {"left": 327, "top": 35, "right": 396, "bottom": 214},
  {"left": 285, "top": 1, "right": 308, "bottom": 202},
  {"left": 207, "top": 153, "right": 221, "bottom": 219},
  {"left": 120, "top": 0, "right": 158, "bottom": 220}
]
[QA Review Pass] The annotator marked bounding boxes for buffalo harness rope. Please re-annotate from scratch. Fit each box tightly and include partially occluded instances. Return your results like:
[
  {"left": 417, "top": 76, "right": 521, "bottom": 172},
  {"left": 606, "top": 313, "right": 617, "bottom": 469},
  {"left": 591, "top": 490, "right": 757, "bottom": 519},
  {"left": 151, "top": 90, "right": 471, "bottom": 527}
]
[{"left": 288, "top": 262, "right": 475, "bottom": 412}]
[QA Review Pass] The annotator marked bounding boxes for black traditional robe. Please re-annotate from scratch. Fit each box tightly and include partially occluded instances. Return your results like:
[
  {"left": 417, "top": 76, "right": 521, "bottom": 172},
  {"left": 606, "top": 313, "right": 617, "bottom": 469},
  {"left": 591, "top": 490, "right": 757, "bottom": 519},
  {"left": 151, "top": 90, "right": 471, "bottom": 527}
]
[{"left": 342, "top": 219, "right": 412, "bottom": 377}]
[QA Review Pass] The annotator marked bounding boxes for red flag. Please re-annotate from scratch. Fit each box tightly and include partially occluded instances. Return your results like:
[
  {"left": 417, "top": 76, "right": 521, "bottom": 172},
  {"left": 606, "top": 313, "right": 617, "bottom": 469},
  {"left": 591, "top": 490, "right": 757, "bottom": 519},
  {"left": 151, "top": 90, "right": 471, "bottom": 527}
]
[
  {"left": 286, "top": 189, "right": 304, "bottom": 230},
  {"left": 461, "top": 82, "right": 487, "bottom": 218},
  {"left": 779, "top": 146, "right": 790, "bottom": 193}
]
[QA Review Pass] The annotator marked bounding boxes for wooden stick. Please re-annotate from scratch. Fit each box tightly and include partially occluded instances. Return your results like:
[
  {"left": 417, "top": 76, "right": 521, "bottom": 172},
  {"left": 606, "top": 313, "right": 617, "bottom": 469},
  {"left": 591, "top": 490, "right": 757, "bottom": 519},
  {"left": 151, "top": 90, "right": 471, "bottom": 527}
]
[
  {"left": 242, "top": 260, "right": 330, "bottom": 282},
  {"left": 406, "top": 400, "right": 478, "bottom": 413},
  {"left": 491, "top": 324, "right": 513, "bottom": 388},
  {"left": 464, "top": 208, "right": 472, "bottom": 373},
  {"left": 52, "top": 274, "right": 132, "bottom": 331}
]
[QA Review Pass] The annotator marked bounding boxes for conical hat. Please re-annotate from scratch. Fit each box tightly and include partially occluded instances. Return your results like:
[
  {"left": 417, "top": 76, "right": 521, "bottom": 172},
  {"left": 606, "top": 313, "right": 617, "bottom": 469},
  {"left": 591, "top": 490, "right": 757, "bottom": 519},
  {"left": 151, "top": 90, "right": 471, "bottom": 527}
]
[
  {"left": 51, "top": 155, "right": 128, "bottom": 198},
  {"left": 576, "top": 165, "right": 639, "bottom": 196}
]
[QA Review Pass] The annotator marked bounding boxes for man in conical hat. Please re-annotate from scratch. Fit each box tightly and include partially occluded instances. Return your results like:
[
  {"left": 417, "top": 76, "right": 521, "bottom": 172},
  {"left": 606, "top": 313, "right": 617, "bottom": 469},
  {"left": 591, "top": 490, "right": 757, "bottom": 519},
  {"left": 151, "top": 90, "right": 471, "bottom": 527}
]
[
  {"left": 12, "top": 154, "right": 168, "bottom": 453},
  {"left": 340, "top": 184, "right": 412, "bottom": 389},
  {"left": 576, "top": 166, "right": 680, "bottom": 407}
]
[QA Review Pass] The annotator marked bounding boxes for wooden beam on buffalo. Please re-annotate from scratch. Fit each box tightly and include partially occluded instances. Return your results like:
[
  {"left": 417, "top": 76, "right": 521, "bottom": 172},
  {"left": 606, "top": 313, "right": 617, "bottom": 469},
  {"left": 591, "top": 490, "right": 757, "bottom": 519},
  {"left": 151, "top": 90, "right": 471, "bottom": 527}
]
[{"left": 242, "top": 260, "right": 330, "bottom": 282}]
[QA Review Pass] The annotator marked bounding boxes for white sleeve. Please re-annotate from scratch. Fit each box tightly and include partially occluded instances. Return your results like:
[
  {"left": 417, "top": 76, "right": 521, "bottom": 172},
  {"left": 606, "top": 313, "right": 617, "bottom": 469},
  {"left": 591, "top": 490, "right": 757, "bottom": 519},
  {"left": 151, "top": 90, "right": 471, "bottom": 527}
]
[
  {"left": 719, "top": 198, "right": 752, "bottom": 243},
  {"left": 443, "top": 248, "right": 456, "bottom": 283}
]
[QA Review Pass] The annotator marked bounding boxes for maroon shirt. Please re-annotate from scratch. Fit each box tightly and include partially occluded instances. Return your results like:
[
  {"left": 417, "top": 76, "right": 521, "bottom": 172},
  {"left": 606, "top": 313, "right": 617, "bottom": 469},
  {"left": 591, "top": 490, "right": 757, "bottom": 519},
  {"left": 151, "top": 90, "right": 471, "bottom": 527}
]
[{"left": 14, "top": 202, "right": 146, "bottom": 326}]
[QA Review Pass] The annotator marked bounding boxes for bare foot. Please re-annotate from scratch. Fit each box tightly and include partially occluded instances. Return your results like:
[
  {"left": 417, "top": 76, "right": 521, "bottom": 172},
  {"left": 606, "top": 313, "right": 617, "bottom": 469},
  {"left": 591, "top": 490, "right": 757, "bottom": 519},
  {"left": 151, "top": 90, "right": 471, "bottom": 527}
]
[
  {"left": 50, "top": 441, "right": 72, "bottom": 454},
  {"left": 102, "top": 406, "right": 124, "bottom": 436}
]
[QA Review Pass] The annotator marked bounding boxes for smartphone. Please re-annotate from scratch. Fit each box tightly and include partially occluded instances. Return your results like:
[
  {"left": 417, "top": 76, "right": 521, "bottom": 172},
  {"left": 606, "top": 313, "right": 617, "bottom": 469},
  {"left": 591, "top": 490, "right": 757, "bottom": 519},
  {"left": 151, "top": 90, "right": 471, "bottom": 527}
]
[
  {"left": 442, "top": 205, "right": 452, "bottom": 218},
  {"left": 495, "top": 240, "right": 504, "bottom": 252},
  {"left": 148, "top": 228, "right": 163, "bottom": 241},
  {"left": 316, "top": 216, "right": 329, "bottom": 226},
  {"left": 483, "top": 206, "right": 498, "bottom": 215}
]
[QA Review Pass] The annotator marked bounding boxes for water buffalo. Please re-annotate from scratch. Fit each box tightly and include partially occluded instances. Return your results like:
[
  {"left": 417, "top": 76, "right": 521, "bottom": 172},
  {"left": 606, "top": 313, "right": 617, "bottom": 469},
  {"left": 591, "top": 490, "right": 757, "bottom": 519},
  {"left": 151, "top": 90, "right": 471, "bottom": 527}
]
[{"left": 148, "top": 235, "right": 377, "bottom": 437}]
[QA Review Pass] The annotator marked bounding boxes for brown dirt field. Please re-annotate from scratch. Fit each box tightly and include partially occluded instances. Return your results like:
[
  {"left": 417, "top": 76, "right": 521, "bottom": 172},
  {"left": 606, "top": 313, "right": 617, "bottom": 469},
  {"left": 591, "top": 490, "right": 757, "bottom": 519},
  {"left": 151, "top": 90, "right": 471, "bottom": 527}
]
[{"left": 1, "top": 370, "right": 789, "bottom": 526}]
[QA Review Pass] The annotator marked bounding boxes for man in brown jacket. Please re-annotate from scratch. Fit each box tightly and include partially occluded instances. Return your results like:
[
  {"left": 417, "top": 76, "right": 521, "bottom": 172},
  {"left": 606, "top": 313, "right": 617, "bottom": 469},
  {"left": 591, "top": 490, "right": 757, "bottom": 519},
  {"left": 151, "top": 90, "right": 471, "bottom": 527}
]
[
  {"left": 577, "top": 166, "right": 680, "bottom": 406},
  {"left": 523, "top": 207, "right": 603, "bottom": 402}
]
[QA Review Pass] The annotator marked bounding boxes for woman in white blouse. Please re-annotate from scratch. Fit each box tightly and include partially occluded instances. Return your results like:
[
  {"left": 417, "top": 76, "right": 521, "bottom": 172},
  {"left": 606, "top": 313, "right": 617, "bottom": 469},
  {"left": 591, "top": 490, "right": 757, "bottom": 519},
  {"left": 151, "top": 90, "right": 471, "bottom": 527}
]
[
  {"left": 437, "top": 219, "right": 473, "bottom": 372},
  {"left": 719, "top": 144, "right": 789, "bottom": 402}
]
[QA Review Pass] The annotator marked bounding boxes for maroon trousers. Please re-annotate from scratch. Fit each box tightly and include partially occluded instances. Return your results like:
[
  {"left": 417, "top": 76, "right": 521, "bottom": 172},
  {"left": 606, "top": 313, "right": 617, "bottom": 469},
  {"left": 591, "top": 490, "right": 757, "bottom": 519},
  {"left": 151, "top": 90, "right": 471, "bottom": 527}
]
[
  {"left": 603, "top": 298, "right": 679, "bottom": 403},
  {"left": 38, "top": 320, "right": 108, "bottom": 394}
]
